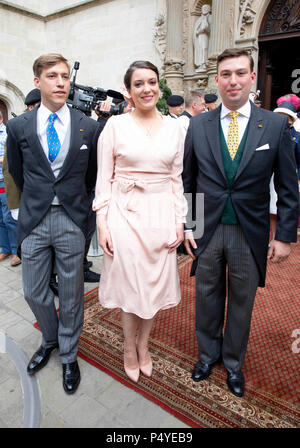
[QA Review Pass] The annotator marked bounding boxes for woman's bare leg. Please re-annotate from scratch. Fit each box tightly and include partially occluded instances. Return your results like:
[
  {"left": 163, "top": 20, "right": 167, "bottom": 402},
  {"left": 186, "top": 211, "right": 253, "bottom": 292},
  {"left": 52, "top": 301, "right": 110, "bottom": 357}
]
[
  {"left": 121, "top": 311, "right": 140, "bottom": 381},
  {"left": 137, "top": 317, "right": 155, "bottom": 376}
]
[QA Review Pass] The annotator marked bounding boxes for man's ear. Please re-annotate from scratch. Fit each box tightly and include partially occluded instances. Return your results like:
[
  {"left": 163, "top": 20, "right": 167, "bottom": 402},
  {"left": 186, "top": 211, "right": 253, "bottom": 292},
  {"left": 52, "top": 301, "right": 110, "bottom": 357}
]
[
  {"left": 251, "top": 71, "right": 257, "bottom": 85},
  {"left": 33, "top": 77, "right": 40, "bottom": 89}
]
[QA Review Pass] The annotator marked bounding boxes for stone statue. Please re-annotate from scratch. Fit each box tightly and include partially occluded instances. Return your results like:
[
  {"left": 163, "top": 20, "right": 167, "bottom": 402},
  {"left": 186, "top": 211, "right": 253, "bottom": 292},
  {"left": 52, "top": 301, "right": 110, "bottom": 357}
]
[
  {"left": 153, "top": 14, "right": 167, "bottom": 61},
  {"left": 193, "top": 4, "right": 212, "bottom": 72}
]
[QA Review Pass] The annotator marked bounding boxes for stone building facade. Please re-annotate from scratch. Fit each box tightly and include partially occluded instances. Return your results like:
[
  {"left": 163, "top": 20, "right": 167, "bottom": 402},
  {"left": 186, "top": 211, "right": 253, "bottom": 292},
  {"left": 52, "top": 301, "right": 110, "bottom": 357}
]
[{"left": 0, "top": 0, "right": 299, "bottom": 120}]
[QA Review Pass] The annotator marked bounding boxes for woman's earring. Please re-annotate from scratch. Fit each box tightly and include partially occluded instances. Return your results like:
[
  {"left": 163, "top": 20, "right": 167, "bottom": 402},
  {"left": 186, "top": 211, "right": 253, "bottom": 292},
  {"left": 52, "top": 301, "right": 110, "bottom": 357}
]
[{"left": 121, "top": 87, "right": 131, "bottom": 99}]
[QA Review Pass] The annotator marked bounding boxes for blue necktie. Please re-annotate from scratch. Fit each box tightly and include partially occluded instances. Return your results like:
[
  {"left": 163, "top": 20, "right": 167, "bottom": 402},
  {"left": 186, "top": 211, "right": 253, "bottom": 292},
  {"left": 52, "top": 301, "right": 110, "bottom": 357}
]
[{"left": 47, "top": 113, "right": 61, "bottom": 162}]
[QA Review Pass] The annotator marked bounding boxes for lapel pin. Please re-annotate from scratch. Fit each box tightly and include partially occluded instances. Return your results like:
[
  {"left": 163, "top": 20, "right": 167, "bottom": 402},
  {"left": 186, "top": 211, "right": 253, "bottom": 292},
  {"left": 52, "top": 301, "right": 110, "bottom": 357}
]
[
  {"left": 80, "top": 129, "right": 84, "bottom": 132},
  {"left": 258, "top": 124, "right": 263, "bottom": 128}
]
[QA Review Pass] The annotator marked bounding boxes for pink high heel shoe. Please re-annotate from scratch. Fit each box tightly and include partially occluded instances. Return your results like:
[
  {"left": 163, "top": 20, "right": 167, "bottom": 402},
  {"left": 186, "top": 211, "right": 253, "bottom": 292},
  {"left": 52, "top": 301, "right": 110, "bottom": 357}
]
[
  {"left": 124, "top": 364, "right": 140, "bottom": 382},
  {"left": 138, "top": 350, "right": 153, "bottom": 377}
]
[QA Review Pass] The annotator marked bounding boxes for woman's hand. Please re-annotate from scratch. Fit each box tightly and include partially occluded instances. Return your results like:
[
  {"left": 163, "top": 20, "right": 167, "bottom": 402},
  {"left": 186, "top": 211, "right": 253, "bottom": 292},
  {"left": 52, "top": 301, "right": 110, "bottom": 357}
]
[
  {"left": 97, "top": 215, "right": 114, "bottom": 257},
  {"left": 168, "top": 223, "right": 184, "bottom": 253}
]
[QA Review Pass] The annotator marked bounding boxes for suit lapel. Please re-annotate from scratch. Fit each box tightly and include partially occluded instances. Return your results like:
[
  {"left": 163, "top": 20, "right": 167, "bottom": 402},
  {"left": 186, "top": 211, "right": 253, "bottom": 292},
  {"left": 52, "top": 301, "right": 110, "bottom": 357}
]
[
  {"left": 56, "top": 108, "right": 83, "bottom": 181},
  {"left": 234, "top": 102, "right": 267, "bottom": 182},
  {"left": 24, "top": 107, "right": 55, "bottom": 180},
  {"left": 205, "top": 106, "right": 227, "bottom": 182}
]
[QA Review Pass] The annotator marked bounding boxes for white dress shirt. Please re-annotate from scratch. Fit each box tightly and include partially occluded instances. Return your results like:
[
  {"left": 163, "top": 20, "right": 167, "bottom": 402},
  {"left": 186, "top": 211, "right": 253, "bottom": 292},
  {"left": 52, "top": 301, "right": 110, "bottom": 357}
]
[
  {"left": 37, "top": 103, "right": 70, "bottom": 159},
  {"left": 220, "top": 100, "right": 251, "bottom": 144},
  {"left": 177, "top": 114, "right": 190, "bottom": 134}
]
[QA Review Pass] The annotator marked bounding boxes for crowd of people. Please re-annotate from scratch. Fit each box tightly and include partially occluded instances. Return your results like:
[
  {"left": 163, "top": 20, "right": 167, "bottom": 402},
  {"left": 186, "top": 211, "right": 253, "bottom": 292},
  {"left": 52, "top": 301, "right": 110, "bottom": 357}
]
[{"left": 1, "top": 48, "right": 299, "bottom": 399}]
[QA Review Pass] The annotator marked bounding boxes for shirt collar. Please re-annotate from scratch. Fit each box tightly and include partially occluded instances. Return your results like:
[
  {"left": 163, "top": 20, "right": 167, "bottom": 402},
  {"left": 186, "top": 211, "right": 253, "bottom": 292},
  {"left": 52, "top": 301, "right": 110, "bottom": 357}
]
[
  {"left": 38, "top": 102, "right": 70, "bottom": 127},
  {"left": 0, "top": 122, "right": 5, "bottom": 132},
  {"left": 220, "top": 100, "right": 251, "bottom": 120}
]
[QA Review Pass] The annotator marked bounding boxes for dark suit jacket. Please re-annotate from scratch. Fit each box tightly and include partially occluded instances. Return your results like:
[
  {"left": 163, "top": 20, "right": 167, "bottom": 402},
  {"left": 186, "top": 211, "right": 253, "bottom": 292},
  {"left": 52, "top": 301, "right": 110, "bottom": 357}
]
[
  {"left": 6, "top": 105, "right": 100, "bottom": 246},
  {"left": 183, "top": 102, "right": 299, "bottom": 287},
  {"left": 2, "top": 144, "right": 21, "bottom": 210}
]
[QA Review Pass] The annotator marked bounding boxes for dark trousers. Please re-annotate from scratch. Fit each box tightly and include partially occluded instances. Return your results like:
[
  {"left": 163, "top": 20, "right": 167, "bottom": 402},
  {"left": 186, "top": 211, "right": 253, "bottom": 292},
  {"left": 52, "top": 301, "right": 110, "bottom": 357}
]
[
  {"left": 21, "top": 206, "right": 85, "bottom": 363},
  {"left": 195, "top": 223, "right": 260, "bottom": 373}
]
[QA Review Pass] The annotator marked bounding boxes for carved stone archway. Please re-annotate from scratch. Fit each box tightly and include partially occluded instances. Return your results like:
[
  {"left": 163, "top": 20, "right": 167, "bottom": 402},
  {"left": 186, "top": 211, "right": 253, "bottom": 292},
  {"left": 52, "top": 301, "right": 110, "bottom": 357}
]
[{"left": 0, "top": 79, "right": 25, "bottom": 119}]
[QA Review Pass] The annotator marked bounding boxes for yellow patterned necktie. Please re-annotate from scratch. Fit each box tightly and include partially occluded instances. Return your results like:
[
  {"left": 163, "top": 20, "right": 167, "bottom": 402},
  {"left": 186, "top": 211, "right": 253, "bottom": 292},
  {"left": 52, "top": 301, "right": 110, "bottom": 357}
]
[{"left": 227, "top": 111, "right": 240, "bottom": 160}]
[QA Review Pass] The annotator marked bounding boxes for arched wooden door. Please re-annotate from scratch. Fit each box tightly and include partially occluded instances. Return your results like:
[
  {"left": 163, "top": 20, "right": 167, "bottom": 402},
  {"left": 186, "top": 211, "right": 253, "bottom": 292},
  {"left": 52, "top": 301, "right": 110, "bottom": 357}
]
[{"left": 258, "top": 0, "right": 300, "bottom": 110}]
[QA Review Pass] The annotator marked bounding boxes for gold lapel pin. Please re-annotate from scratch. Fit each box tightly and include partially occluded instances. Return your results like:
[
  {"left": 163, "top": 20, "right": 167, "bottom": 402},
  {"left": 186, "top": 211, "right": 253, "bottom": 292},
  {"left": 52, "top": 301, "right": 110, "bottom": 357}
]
[
  {"left": 258, "top": 124, "right": 263, "bottom": 128},
  {"left": 80, "top": 129, "right": 84, "bottom": 132}
]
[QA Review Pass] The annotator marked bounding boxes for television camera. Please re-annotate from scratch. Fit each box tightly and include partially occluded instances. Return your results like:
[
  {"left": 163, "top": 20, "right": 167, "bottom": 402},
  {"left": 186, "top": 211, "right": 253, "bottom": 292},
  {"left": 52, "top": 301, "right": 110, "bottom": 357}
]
[{"left": 67, "top": 61, "right": 125, "bottom": 117}]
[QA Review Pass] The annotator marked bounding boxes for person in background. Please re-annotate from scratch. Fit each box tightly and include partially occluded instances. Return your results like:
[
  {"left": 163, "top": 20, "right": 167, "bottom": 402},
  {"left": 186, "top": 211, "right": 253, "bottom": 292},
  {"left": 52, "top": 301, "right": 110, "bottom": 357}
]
[
  {"left": 273, "top": 101, "right": 300, "bottom": 179},
  {"left": 204, "top": 93, "right": 218, "bottom": 111},
  {"left": 24, "top": 88, "right": 41, "bottom": 111},
  {"left": 166, "top": 95, "right": 184, "bottom": 118},
  {"left": 276, "top": 94, "right": 300, "bottom": 132},
  {"left": 0, "top": 110, "right": 21, "bottom": 266},
  {"left": 270, "top": 101, "right": 300, "bottom": 236},
  {"left": 178, "top": 90, "right": 206, "bottom": 133}
]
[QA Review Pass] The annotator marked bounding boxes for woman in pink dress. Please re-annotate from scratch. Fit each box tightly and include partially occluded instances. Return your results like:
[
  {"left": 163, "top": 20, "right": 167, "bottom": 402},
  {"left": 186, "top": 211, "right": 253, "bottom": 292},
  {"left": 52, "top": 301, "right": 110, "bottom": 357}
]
[{"left": 93, "top": 61, "right": 187, "bottom": 383}]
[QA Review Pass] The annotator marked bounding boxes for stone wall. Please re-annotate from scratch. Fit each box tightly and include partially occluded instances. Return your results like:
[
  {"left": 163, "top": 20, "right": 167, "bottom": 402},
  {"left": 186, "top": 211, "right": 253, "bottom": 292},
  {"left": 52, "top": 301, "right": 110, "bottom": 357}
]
[
  {"left": 0, "top": 0, "right": 274, "bottom": 115},
  {"left": 0, "top": 0, "right": 165, "bottom": 115}
]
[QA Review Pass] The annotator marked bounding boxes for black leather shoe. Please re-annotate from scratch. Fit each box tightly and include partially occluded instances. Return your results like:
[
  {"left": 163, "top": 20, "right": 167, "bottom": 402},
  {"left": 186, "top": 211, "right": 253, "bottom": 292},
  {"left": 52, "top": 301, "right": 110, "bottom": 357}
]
[
  {"left": 49, "top": 275, "right": 59, "bottom": 296},
  {"left": 84, "top": 269, "right": 100, "bottom": 283},
  {"left": 84, "top": 260, "right": 93, "bottom": 270},
  {"left": 27, "top": 343, "right": 59, "bottom": 375},
  {"left": 192, "top": 361, "right": 213, "bottom": 382},
  {"left": 226, "top": 371, "right": 245, "bottom": 397},
  {"left": 62, "top": 361, "right": 81, "bottom": 394}
]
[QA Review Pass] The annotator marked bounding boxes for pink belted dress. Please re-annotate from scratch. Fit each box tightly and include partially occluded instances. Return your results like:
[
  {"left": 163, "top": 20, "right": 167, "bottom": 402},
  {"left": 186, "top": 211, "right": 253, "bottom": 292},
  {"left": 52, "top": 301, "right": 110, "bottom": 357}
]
[{"left": 93, "top": 113, "right": 188, "bottom": 319}]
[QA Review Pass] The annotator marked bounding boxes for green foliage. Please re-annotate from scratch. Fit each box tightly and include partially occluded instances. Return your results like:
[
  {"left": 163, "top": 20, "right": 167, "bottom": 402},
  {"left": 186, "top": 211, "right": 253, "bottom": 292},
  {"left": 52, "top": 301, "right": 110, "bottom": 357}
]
[{"left": 157, "top": 78, "right": 172, "bottom": 115}]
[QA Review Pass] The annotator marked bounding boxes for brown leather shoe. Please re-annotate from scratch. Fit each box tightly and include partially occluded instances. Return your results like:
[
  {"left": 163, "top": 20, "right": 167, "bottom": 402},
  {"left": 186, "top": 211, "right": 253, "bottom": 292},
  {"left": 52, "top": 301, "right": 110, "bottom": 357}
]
[
  {"left": 11, "top": 255, "right": 21, "bottom": 266},
  {"left": 0, "top": 253, "right": 11, "bottom": 262}
]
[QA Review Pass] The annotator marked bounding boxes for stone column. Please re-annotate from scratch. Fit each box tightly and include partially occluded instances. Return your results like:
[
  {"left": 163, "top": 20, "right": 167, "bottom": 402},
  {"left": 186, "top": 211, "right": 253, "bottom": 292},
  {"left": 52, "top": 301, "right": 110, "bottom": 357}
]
[
  {"left": 206, "top": 0, "right": 236, "bottom": 92},
  {"left": 163, "top": 0, "right": 185, "bottom": 94}
]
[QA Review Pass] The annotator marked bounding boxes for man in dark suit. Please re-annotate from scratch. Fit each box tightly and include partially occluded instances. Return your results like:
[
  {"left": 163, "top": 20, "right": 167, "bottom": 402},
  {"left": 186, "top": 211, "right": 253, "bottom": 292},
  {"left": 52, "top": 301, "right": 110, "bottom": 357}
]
[
  {"left": 183, "top": 48, "right": 299, "bottom": 397},
  {"left": 6, "top": 53, "right": 100, "bottom": 394}
]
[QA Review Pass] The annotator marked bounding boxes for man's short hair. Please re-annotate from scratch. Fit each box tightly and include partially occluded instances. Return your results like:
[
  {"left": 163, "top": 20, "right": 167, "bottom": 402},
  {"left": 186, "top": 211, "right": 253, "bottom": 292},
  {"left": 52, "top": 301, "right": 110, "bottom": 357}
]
[
  {"left": 217, "top": 48, "right": 254, "bottom": 73},
  {"left": 185, "top": 90, "right": 204, "bottom": 108},
  {"left": 33, "top": 53, "right": 70, "bottom": 78}
]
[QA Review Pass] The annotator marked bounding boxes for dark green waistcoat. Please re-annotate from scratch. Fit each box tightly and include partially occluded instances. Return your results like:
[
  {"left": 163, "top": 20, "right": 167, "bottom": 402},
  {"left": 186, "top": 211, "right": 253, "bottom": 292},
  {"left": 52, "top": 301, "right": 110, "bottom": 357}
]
[{"left": 220, "top": 122, "right": 249, "bottom": 224}]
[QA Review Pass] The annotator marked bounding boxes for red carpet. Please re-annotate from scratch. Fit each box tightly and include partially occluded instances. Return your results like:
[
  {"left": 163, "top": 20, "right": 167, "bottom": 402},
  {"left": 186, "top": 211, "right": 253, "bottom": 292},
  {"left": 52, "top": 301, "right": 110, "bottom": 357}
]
[{"left": 77, "top": 242, "right": 300, "bottom": 428}]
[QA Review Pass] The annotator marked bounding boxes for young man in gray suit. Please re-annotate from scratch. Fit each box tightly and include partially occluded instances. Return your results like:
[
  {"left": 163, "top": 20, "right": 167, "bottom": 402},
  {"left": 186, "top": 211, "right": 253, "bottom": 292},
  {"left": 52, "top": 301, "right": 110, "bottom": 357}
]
[
  {"left": 6, "top": 54, "right": 100, "bottom": 394},
  {"left": 183, "top": 48, "right": 299, "bottom": 397}
]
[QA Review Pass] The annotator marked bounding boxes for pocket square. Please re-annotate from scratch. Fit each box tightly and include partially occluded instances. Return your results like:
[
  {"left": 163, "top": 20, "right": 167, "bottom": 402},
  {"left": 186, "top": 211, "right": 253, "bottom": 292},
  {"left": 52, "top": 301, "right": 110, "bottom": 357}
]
[
  {"left": 255, "top": 144, "right": 269, "bottom": 151},
  {"left": 80, "top": 144, "right": 88, "bottom": 150}
]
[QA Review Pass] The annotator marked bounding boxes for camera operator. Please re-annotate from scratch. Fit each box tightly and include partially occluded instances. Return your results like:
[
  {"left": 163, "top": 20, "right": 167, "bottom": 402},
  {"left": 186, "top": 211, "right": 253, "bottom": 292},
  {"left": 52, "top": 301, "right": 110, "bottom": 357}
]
[
  {"left": 95, "top": 101, "right": 112, "bottom": 125},
  {"left": 95, "top": 98, "right": 133, "bottom": 126}
]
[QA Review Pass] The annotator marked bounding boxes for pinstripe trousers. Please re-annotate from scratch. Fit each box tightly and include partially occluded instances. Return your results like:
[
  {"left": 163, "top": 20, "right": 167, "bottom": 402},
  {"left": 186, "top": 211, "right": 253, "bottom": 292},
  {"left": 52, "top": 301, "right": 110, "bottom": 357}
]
[
  {"left": 195, "top": 223, "right": 260, "bottom": 373},
  {"left": 21, "top": 206, "right": 85, "bottom": 363}
]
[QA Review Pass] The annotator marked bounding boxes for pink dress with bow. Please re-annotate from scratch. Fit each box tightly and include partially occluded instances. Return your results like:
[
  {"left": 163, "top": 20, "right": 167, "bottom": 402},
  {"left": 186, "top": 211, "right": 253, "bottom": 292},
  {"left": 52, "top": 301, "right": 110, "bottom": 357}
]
[{"left": 93, "top": 113, "right": 187, "bottom": 319}]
